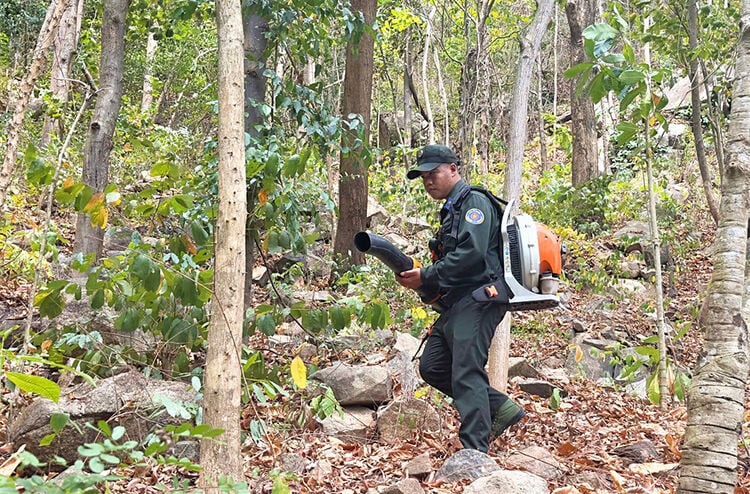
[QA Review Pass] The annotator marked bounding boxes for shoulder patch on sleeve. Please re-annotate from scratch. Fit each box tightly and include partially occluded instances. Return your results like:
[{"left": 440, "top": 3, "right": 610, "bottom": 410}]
[{"left": 465, "top": 208, "right": 485, "bottom": 225}]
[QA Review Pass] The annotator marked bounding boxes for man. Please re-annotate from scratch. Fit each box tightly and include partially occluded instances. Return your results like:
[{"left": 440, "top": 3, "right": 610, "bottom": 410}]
[{"left": 395, "top": 144, "right": 526, "bottom": 453}]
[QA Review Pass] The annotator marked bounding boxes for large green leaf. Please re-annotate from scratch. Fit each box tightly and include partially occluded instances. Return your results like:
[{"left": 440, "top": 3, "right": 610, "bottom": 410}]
[
  {"left": 5, "top": 372, "right": 61, "bottom": 403},
  {"left": 619, "top": 69, "right": 645, "bottom": 85}
]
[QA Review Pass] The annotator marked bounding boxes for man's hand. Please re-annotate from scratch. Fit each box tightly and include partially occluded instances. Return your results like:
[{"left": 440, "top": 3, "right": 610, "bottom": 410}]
[{"left": 396, "top": 268, "right": 423, "bottom": 290}]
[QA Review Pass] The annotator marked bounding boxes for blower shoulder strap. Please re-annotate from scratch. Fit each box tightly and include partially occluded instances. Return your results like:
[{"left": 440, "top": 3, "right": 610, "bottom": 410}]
[
  {"left": 444, "top": 186, "right": 507, "bottom": 253},
  {"left": 453, "top": 186, "right": 507, "bottom": 214}
]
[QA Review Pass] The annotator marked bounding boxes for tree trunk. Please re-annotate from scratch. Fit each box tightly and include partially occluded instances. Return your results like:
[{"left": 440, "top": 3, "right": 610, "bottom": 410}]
[
  {"left": 457, "top": 0, "right": 477, "bottom": 176},
  {"left": 199, "top": 0, "right": 247, "bottom": 490},
  {"left": 688, "top": 0, "right": 721, "bottom": 225},
  {"left": 503, "top": 0, "right": 554, "bottom": 205},
  {"left": 73, "top": 0, "right": 130, "bottom": 262},
  {"left": 565, "top": 0, "right": 599, "bottom": 188},
  {"left": 0, "top": 0, "right": 69, "bottom": 208},
  {"left": 140, "top": 28, "right": 158, "bottom": 113},
  {"left": 678, "top": 2, "right": 750, "bottom": 489},
  {"left": 331, "top": 0, "right": 376, "bottom": 275},
  {"left": 475, "top": 0, "right": 492, "bottom": 175},
  {"left": 242, "top": 5, "right": 268, "bottom": 313},
  {"left": 422, "top": 6, "right": 436, "bottom": 144},
  {"left": 41, "top": 0, "right": 84, "bottom": 147}
]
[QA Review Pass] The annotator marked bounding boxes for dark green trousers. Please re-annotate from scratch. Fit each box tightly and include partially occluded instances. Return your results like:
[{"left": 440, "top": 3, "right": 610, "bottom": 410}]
[{"left": 418, "top": 294, "right": 509, "bottom": 452}]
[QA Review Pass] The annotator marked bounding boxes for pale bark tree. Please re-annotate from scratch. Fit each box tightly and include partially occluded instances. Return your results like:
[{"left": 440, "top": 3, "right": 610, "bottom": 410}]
[
  {"left": 688, "top": 0, "right": 721, "bottom": 224},
  {"left": 41, "top": 0, "right": 84, "bottom": 147},
  {"left": 73, "top": 0, "right": 130, "bottom": 261},
  {"left": 456, "top": 0, "right": 492, "bottom": 178},
  {"left": 403, "top": 34, "right": 414, "bottom": 148},
  {"left": 199, "top": 0, "right": 247, "bottom": 489},
  {"left": 332, "top": 0, "right": 376, "bottom": 273},
  {"left": 422, "top": 5, "right": 436, "bottom": 144},
  {"left": 678, "top": 2, "right": 750, "bottom": 491},
  {"left": 503, "top": 0, "right": 554, "bottom": 204},
  {"left": 0, "top": 0, "right": 70, "bottom": 208},
  {"left": 565, "top": 0, "right": 599, "bottom": 189},
  {"left": 140, "top": 28, "right": 158, "bottom": 113},
  {"left": 242, "top": 4, "right": 268, "bottom": 312}
]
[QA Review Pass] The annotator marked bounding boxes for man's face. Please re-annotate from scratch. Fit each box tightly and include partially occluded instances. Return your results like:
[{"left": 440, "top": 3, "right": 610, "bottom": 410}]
[{"left": 420, "top": 163, "right": 458, "bottom": 200}]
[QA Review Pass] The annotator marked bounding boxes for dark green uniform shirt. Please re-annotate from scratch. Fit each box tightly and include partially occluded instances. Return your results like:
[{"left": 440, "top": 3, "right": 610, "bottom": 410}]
[{"left": 420, "top": 179, "right": 502, "bottom": 307}]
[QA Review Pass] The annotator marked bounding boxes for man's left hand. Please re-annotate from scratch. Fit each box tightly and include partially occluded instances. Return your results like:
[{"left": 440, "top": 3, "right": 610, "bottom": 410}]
[{"left": 396, "top": 268, "right": 423, "bottom": 290}]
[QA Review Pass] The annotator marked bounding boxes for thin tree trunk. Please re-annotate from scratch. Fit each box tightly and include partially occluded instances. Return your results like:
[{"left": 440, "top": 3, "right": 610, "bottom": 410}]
[
  {"left": 199, "top": 0, "right": 246, "bottom": 489},
  {"left": 140, "top": 28, "right": 158, "bottom": 113},
  {"left": 434, "top": 47, "right": 449, "bottom": 145},
  {"left": 503, "top": 0, "right": 554, "bottom": 205},
  {"left": 475, "top": 0, "right": 492, "bottom": 175},
  {"left": 242, "top": 5, "right": 268, "bottom": 313},
  {"left": 403, "top": 35, "right": 413, "bottom": 150},
  {"left": 0, "top": 0, "right": 70, "bottom": 208},
  {"left": 422, "top": 6, "right": 436, "bottom": 144},
  {"left": 73, "top": 0, "right": 130, "bottom": 261},
  {"left": 41, "top": 0, "right": 83, "bottom": 147},
  {"left": 331, "top": 0, "right": 376, "bottom": 276},
  {"left": 688, "top": 0, "right": 721, "bottom": 224},
  {"left": 565, "top": 0, "right": 599, "bottom": 189},
  {"left": 538, "top": 56, "right": 547, "bottom": 171},
  {"left": 678, "top": 2, "right": 750, "bottom": 490},
  {"left": 643, "top": 28, "right": 670, "bottom": 408}
]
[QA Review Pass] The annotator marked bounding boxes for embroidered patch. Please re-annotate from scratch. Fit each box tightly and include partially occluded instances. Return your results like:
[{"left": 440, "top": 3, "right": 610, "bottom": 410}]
[{"left": 465, "top": 208, "right": 485, "bottom": 225}]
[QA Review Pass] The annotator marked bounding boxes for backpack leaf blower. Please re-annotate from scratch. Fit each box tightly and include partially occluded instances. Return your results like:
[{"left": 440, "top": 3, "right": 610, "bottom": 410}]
[{"left": 354, "top": 199, "right": 563, "bottom": 312}]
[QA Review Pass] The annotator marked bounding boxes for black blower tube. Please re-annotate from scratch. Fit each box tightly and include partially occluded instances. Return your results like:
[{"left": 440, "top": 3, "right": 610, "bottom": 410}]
[{"left": 354, "top": 232, "right": 415, "bottom": 273}]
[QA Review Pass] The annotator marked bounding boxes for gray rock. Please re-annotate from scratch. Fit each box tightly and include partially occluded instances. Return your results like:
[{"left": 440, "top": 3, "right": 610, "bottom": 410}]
[
  {"left": 8, "top": 370, "right": 199, "bottom": 464},
  {"left": 517, "top": 379, "right": 559, "bottom": 399},
  {"left": 311, "top": 363, "right": 392, "bottom": 406},
  {"left": 380, "top": 478, "right": 424, "bottom": 494},
  {"left": 435, "top": 449, "right": 500, "bottom": 482},
  {"left": 565, "top": 333, "right": 619, "bottom": 380},
  {"left": 316, "top": 406, "right": 375, "bottom": 443},
  {"left": 508, "top": 357, "right": 540, "bottom": 379},
  {"left": 463, "top": 469, "right": 549, "bottom": 494},
  {"left": 405, "top": 452, "right": 432, "bottom": 478},
  {"left": 506, "top": 445, "right": 564, "bottom": 480},
  {"left": 377, "top": 398, "right": 441, "bottom": 443},
  {"left": 279, "top": 452, "right": 307, "bottom": 474}
]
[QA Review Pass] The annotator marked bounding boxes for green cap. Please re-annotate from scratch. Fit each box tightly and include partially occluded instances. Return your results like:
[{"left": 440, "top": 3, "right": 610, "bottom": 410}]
[{"left": 407, "top": 145, "right": 459, "bottom": 180}]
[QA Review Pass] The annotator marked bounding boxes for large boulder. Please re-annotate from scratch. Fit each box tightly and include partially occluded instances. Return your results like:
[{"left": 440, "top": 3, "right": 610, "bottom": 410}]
[
  {"left": 8, "top": 370, "right": 199, "bottom": 464},
  {"left": 310, "top": 363, "right": 392, "bottom": 406},
  {"left": 376, "top": 398, "right": 441, "bottom": 442}
]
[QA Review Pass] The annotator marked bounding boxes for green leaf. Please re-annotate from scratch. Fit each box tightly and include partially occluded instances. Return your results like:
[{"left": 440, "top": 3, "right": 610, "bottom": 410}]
[
  {"left": 111, "top": 426, "right": 125, "bottom": 441},
  {"left": 329, "top": 306, "right": 350, "bottom": 330},
  {"left": 563, "top": 62, "right": 593, "bottom": 80},
  {"left": 5, "top": 372, "right": 61, "bottom": 403},
  {"left": 549, "top": 388, "right": 562, "bottom": 410},
  {"left": 35, "top": 289, "right": 66, "bottom": 319},
  {"left": 39, "top": 433, "right": 57, "bottom": 447},
  {"left": 619, "top": 69, "right": 645, "bottom": 85},
  {"left": 272, "top": 476, "right": 291, "bottom": 494},
  {"left": 78, "top": 443, "right": 105, "bottom": 457},
  {"left": 602, "top": 53, "right": 625, "bottom": 64},
  {"left": 257, "top": 314, "right": 277, "bottom": 336},
  {"left": 583, "top": 23, "right": 619, "bottom": 42},
  {"left": 615, "top": 122, "right": 639, "bottom": 146},
  {"left": 191, "top": 221, "right": 209, "bottom": 246},
  {"left": 50, "top": 412, "right": 70, "bottom": 433},
  {"left": 366, "top": 301, "right": 390, "bottom": 329},
  {"left": 91, "top": 288, "right": 105, "bottom": 310},
  {"left": 170, "top": 195, "right": 193, "bottom": 213}
]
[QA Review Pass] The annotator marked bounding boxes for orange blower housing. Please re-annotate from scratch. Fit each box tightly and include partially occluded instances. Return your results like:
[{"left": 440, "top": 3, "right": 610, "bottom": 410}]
[{"left": 536, "top": 222, "right": 563, "bottom": 277}]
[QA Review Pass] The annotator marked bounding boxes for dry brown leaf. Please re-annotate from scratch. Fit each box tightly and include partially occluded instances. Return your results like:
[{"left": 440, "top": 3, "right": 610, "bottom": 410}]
[{"left": 629, "top": 462, "right": 679, "bottom": 475}]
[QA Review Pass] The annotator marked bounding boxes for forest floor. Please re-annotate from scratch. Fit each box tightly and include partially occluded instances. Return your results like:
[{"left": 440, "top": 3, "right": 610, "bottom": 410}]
[{"left": 2, "top": 214, "right": 750, "bottom": 494}]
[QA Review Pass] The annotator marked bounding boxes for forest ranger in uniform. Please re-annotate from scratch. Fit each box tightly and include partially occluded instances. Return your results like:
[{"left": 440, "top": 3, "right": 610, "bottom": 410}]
[{"left": 395, "top": 144, "right": 526, "bottom": 452}]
